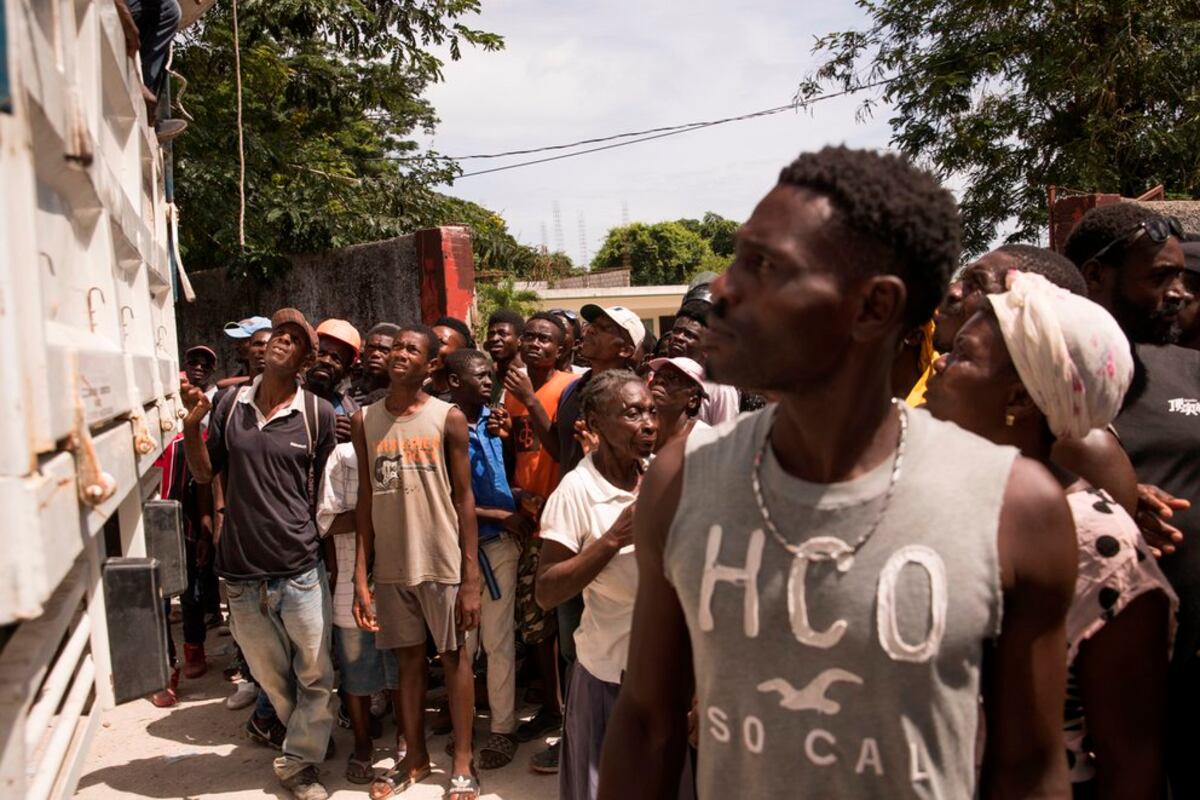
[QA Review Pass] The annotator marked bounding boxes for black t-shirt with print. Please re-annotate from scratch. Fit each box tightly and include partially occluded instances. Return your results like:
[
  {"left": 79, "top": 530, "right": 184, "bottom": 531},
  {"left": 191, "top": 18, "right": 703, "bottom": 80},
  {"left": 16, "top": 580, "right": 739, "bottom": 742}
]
[{"left": 1115, "top": 343, "right": 1200, "bottom": 663}]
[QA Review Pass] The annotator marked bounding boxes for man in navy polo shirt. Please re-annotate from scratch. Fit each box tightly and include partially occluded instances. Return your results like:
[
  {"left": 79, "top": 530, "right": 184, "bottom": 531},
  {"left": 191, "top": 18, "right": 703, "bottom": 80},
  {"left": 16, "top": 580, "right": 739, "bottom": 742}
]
[{"left": 182, "top": 308, "right": 337, "bottom": 800}]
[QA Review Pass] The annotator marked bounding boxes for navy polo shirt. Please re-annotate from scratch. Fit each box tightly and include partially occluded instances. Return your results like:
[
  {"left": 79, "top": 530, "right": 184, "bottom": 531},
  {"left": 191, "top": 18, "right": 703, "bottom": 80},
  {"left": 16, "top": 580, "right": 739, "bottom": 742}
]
[{"left": 208, "top": 378, "right": 336, "bottom": 580}]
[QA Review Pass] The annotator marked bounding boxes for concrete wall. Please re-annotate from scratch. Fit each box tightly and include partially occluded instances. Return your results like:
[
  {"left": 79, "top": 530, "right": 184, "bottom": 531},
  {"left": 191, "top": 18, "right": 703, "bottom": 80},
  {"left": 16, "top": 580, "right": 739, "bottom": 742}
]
[
  {"left": 176, "top": 231, "right": 451, "bottom": 376},
  {"left": 515, "top": 268, "right": 632, "bottom": 292},
  {"left": 532, "top": 284, "right": 687, "bottom": 336},
  {"left": 1049, "top": 192, "right": 1200, "bottom": 251}
]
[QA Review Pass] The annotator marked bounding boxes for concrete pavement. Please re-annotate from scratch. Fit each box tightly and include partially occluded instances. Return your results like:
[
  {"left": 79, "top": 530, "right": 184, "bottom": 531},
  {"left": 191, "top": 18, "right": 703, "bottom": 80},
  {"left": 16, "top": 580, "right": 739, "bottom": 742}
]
[{"left": 75, "top": 627, "right": 559, "bottom": 800}]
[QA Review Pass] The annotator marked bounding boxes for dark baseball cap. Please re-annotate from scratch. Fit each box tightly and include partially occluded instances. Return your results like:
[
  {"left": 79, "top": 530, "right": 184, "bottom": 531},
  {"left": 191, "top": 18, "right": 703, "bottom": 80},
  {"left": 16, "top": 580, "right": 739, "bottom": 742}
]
[{"left": 1183, "top": 241, "right": 1200, "bottom": 275}]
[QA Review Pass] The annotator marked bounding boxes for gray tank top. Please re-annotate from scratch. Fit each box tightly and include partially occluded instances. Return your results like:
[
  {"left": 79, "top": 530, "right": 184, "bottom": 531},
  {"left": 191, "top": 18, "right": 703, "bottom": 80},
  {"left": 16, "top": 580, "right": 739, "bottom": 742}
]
[{"left": 666, "top": 405, "right": 1016, "bottom": 799}]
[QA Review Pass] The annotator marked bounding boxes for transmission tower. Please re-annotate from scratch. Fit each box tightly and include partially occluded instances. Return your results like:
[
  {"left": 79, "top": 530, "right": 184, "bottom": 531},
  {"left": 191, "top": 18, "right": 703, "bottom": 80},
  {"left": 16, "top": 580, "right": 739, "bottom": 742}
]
[
  {"left": 621, "top": 200, "right": 631, "bottom": 270},
  {"left": 577, "top": 212, "right": 589, "bottom": 269},
  {"left": 552, "top": 201, "right": 565, "bottom": 256}
]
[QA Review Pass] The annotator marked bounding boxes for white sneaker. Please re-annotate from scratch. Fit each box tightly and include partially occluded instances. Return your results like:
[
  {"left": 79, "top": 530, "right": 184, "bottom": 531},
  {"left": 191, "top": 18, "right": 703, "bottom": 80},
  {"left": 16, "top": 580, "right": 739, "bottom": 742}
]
[
  {"left": 225, "top": 680, "right": 258, "bottom": 710},
  {"left": 280, "top": 766, "right": 328, "bottom": 800}
]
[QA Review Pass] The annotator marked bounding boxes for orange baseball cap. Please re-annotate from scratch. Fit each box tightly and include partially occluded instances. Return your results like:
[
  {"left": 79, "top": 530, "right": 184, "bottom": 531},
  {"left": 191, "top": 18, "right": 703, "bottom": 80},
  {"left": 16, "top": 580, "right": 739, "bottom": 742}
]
[{"left": 316, "top": 318, "right": 363, "bottom": 356}]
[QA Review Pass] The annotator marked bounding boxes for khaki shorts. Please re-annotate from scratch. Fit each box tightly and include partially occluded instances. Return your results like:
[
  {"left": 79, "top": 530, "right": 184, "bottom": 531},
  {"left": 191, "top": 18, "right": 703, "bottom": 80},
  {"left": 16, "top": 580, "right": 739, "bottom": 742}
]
[{"left": 374, "top": 582, "right": 464, "bottom": 653}]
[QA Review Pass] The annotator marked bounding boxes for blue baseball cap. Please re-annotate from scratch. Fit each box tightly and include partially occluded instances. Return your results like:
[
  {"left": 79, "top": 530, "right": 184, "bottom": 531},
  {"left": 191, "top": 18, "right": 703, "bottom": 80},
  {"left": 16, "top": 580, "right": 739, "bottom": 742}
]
[{"left": 223, "top": 316, "right": 272, "bottom": 339}]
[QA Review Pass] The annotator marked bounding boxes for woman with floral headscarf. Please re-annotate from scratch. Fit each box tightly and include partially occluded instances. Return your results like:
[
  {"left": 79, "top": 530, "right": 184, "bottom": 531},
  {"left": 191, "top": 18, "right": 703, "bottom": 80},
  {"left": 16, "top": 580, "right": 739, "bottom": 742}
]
[{"left": 924, "top": 271, "right": 1176, "bottom": 798}]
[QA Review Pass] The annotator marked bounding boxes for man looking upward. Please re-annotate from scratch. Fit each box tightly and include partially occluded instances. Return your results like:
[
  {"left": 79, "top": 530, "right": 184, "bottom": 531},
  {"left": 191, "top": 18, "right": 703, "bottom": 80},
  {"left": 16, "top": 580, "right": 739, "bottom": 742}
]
[
  {"left": 1064, "top": 203, "right": 1200, "bottom": 798},
  {"left": 351, "top": 324, "right": 481, "bottom": 799},
  {"left": 502, "top": 312, "right": 578, "bottom": 748},
  {"left": 600, "top": 147, "right": 1077, "bottom": 799},
  {"left": 349, "top": 323, "right": 400, "bottom": 407},
  {"left": 307, "top": 319, "right": 362, "bottom": 443},
  {"left": 665, "top": 301, "right": 739, "bottom": 426},
  {"left": 484, "top": 309, "right": 525, "bottom": 404},
  {"left": 181, "top": 309, "right": 338, "bottom": 800},
  {"left": 425, "top": 316, "right": 476, "bottom": 403}
]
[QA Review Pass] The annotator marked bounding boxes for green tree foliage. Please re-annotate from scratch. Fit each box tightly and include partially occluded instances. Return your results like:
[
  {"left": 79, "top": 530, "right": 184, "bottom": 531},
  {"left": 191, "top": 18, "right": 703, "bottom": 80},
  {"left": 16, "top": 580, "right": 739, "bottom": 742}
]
[
  {"left": 173, "top": 0, "right": 502, "bottom": 280},
  {"left": 433, "top": 196, "right": 575, "bottom": 280},
  {"left": 676, "top": 212, "right": 739, "bottom": 257},
  {"left": 473, "top": 279, "right": 541, "bottom": 343},
  {"left": 593, "top": 221, "right": 714, "bottom": 285},
  {"left": 797, "top": 1, "right": 1200, "bottom": 255}
]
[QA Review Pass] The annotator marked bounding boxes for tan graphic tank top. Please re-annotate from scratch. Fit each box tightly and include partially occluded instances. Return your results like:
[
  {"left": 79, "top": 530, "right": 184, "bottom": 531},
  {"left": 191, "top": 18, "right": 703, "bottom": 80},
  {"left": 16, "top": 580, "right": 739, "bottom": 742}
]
[{"left": 363, "top": 396, "right": 460, "bottom": 586}]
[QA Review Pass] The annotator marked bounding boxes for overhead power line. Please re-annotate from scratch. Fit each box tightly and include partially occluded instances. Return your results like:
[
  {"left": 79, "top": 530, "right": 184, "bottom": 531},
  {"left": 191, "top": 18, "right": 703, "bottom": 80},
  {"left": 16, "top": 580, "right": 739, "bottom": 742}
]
[
  {"left": 448, "top": 100, "right": 826, "bottom": 160},
  {"left": 379, "top": 77, "right": 894, "bottom": 179}
]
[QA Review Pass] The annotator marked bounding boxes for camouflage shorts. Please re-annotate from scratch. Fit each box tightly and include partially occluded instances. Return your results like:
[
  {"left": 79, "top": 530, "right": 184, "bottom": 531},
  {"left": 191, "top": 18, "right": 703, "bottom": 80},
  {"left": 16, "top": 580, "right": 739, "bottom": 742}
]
[{"left": 516, "top": 537, "right": 558, "bottom": 645}]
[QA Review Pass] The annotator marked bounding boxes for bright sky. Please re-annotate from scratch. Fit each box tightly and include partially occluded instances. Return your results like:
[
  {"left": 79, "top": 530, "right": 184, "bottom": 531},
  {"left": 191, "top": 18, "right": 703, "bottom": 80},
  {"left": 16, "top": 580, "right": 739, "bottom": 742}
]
[{"left": 418, "top": 0, "right": 893, "bottom": 267}]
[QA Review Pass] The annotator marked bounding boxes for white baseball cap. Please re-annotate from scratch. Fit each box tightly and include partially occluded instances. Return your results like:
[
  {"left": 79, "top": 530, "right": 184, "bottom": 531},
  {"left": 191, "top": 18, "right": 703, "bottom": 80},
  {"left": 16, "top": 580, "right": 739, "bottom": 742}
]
[{"left": 580, "top": 304, "right": 646, "bottom": 349}]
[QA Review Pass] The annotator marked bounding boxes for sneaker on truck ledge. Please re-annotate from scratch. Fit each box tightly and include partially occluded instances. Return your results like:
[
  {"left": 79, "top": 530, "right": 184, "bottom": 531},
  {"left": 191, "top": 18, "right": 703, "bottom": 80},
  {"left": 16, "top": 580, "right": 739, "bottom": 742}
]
[{"left": 156, "top": 118, "right": 188, "bottom": 143}]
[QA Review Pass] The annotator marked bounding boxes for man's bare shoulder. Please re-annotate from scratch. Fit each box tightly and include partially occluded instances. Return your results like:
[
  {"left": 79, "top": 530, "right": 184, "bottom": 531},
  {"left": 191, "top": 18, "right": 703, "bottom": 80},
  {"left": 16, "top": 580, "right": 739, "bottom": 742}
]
[{"left": 997, "top": 455, "right": 1077, "bottom": 594}]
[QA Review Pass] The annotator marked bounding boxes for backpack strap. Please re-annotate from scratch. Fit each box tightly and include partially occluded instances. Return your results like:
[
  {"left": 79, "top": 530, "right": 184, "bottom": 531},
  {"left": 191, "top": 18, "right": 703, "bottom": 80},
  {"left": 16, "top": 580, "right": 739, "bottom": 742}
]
[
  {"left": 216, "top": 386, "right": 244, "bottom": 455},
  {"left": 302, "top": 389, "right": 318, "bottom": 458}
]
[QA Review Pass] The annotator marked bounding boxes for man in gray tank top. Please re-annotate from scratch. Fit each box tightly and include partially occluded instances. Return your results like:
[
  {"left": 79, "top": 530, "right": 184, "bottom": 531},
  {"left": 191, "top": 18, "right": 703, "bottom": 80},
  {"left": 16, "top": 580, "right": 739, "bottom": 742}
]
[{"left": 598, "top": 147, "right": 1078, "bottom": 799}]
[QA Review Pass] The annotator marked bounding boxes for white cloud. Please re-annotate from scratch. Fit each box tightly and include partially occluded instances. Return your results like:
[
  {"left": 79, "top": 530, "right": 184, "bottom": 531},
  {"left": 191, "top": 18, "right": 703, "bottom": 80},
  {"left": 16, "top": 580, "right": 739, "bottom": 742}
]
[{"left": 418, "top": 0, "right": 894, "bottom": 264}]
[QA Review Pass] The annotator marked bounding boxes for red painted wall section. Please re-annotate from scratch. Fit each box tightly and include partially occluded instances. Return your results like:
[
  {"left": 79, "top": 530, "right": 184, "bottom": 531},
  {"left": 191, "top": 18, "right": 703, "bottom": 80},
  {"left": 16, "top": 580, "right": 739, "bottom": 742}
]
[
  {"left": 1048, "top": 193, "right": 1121, "bottom": 252},
  {"left": 416, "top": 226, "right": 477, "bottom": 326}
]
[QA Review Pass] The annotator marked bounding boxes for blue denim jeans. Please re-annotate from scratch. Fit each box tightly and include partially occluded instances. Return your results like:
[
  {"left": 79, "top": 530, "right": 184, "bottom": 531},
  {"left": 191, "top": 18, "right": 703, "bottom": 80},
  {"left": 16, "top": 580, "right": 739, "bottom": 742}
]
[{"left": 226, "top": 564, "right": 334, "bottom": 779}]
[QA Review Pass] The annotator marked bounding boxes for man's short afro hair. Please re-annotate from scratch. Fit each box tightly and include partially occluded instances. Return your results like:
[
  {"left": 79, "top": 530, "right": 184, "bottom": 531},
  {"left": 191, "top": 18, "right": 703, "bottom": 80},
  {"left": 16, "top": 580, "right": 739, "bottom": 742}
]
[
  {"left": 526, "top": 311, "right": 567, "bottom": 344},
  {"left": 488, "top": 308, "right": 525, "bottom": 333},
  {"left": 397, "top": 323, "right": 441, "bottom": 361},
  {"left": 1063, "top": 202, "right": 1159, "bottom": 269},
  {"left": 996, "top": 244, "right": 1087, "bottom": 296},
  {"left": 367, "top": 322, "right": 401, "bottom": 339},
  {"left": 434, "top": 316, "right": 477, "bottom": 349},
  {"left": 444, "top": 348, "right": 490, "bottom": 379},
  {"left": 778, "top": 146, "right": 962, "bottom": 329},
  {"left": 675, "top": 300, "right": 711, "bottom": 327}
]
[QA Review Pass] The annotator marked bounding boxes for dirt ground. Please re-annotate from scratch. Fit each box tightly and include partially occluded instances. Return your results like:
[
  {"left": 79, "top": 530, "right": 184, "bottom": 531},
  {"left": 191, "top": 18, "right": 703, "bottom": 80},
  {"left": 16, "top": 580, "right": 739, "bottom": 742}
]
[{"left": 75, "top": 622, "right": 559, "bottom": 800}]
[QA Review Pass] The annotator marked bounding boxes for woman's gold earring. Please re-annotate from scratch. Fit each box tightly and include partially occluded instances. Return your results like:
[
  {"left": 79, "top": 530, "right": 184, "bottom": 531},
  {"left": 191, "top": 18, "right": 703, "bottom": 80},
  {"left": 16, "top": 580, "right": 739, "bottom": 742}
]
[{"left": 1005, "top": 414, "right": 1015, "bottom": 427}]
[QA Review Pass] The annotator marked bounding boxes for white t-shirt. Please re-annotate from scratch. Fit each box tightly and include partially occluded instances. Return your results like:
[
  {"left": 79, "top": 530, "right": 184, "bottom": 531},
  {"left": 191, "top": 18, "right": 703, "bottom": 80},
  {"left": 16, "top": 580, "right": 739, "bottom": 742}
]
[
  {"left": 316, "top": 442, "right": 359, "bottom": 628},
  {"left": 540, "top": 453, "right": 639, "bottom": 684}
]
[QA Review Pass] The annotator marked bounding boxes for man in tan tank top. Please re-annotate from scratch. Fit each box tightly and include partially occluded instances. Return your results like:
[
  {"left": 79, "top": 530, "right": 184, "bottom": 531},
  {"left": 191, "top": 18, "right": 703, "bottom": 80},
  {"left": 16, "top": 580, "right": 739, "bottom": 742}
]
[{"left": 350, "top": 324, "right": 482, "bottom": 800}]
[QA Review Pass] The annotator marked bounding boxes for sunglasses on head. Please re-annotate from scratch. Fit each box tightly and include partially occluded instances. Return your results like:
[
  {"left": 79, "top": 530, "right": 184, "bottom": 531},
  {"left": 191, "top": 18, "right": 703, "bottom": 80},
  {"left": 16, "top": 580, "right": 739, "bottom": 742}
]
[
  {"left": 1088, "top": 215, "right": 1183, "bottom": 264},
  {"left": 549, "top": 308, "right": 578, "bottom": 321}
]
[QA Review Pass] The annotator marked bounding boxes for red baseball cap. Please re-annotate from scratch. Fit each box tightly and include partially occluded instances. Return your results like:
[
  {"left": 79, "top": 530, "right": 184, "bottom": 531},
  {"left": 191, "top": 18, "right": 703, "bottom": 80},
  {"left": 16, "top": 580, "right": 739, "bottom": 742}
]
[{"left": 185, "top": 345, "right": 217, "bottom": 362}]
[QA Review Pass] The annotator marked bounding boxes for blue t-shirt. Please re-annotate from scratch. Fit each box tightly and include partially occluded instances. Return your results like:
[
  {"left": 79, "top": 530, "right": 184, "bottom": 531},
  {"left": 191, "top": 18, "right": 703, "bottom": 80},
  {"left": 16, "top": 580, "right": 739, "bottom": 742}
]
[{"left": 469, "top": 406, "right": 515, "bottom": 541}]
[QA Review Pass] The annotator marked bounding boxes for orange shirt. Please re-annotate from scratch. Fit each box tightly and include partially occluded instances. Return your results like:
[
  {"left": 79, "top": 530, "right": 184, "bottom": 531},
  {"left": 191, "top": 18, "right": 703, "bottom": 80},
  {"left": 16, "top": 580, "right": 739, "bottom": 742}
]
[{"left": 505, "top": 370, "right": 578, "bottom": 502}]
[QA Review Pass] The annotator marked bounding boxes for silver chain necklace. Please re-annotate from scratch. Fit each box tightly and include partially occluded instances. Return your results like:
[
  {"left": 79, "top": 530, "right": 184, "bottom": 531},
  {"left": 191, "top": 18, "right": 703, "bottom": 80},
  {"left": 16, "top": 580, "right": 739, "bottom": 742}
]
[{"left": 751, "top": 398, "right": 907, "bottom": 562}]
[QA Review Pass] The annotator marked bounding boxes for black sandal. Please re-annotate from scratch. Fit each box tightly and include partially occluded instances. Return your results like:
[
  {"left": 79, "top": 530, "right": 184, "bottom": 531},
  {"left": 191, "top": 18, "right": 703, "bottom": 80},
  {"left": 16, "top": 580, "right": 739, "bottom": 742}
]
[{"left": 478, "top": 733, "right": 518, "bottom": 770}]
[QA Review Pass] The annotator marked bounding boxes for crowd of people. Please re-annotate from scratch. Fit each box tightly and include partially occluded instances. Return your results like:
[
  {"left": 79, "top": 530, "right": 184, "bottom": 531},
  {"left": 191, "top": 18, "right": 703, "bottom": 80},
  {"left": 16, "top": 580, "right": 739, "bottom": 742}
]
[{"left": 160, "top": 145, "right": 1200, "bottom": 800}]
